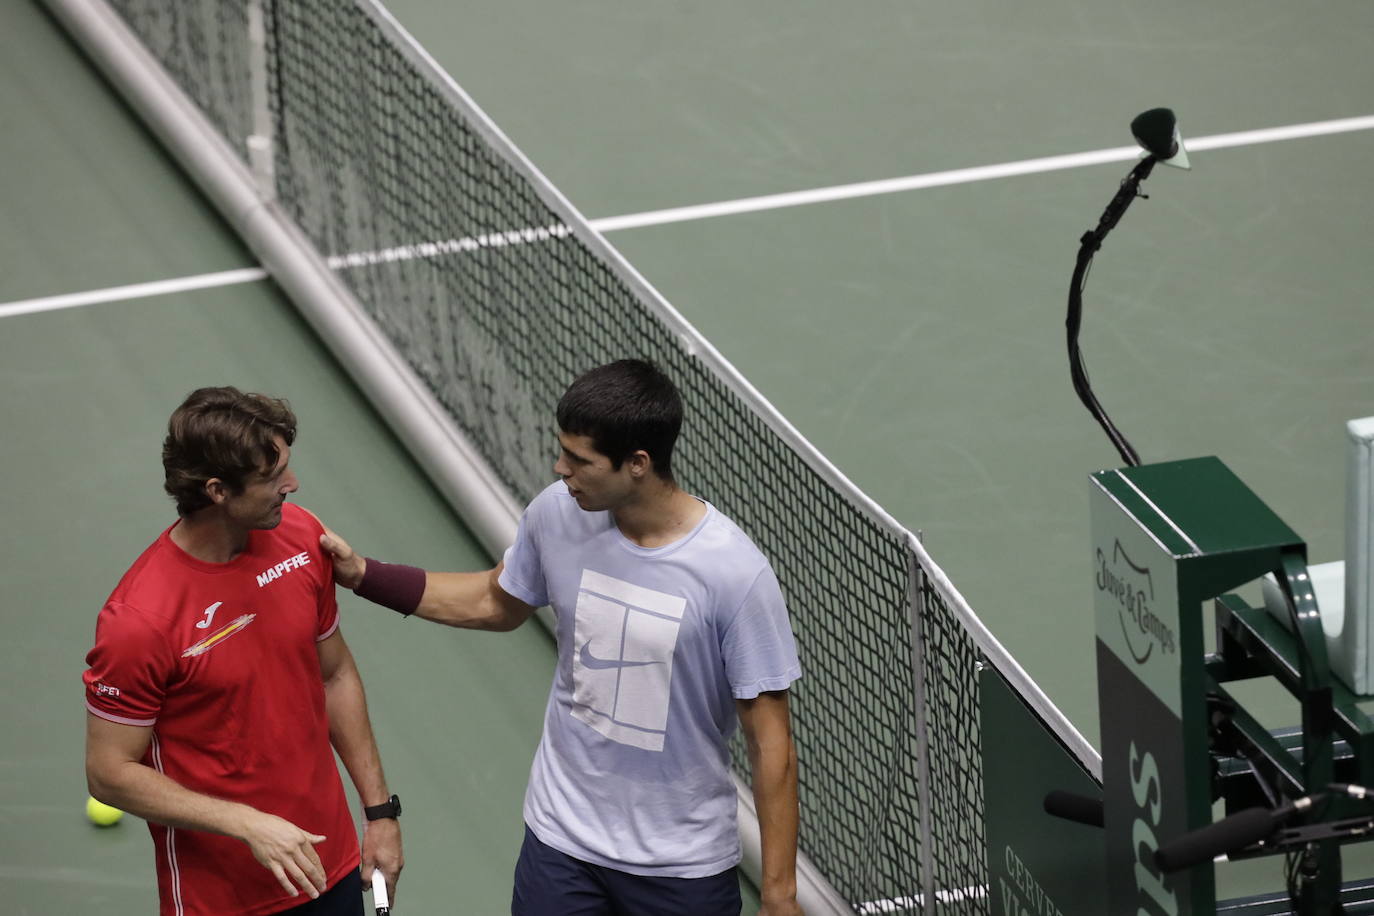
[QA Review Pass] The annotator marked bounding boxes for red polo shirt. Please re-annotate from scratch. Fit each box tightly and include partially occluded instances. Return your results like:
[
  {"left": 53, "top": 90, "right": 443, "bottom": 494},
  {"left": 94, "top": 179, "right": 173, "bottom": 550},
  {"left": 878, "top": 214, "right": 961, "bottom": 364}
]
[{"left": 84, "top": 504, "right": 358, "bottom": 915}]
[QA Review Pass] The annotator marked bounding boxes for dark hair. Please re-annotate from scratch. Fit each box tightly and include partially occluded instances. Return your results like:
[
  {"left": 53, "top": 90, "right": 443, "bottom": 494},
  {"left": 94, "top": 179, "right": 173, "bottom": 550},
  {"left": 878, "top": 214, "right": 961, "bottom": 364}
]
[
  {"left": 556, "top": 360, "right": 682, "bottom": 480},
  {"left": 163, "top": 387, "right": 297, "bottom": 516}
]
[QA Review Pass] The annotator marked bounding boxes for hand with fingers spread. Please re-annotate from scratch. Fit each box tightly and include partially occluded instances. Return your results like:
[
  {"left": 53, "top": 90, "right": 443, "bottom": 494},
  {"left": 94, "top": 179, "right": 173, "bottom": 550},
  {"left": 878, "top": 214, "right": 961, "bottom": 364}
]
[
  {"left": 238, "top": 810, "right": 330, "bottom": 900},
  {"left": 319, "top": 525, "right": 365, "bottom": 589}
]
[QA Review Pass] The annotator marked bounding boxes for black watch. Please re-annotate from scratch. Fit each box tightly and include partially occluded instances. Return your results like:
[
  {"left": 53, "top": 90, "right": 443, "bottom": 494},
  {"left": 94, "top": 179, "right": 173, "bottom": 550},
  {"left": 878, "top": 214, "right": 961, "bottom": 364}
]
[{"left": 364, "top": 794, "right": 402, "bottom": 821}]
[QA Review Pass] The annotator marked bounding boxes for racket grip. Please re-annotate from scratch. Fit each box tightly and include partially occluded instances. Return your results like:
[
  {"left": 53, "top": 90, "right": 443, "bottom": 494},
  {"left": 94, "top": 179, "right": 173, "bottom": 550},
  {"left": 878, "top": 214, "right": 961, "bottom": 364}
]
[{"left": 371, "top": 867, "right": 390, "bottom": 914}]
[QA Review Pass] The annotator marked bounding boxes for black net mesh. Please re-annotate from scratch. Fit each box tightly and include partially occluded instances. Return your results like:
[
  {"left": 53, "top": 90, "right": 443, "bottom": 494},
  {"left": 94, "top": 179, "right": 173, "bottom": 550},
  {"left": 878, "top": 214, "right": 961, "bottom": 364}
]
[
  {"left": 107, "top": 0, "right": 255, "bottom": 164},
  {"left": 918, "top": 575, "right": 989, "bottom": 913},
  {"left": 102, "top": 1, "right": 998, "bottom": 910}
]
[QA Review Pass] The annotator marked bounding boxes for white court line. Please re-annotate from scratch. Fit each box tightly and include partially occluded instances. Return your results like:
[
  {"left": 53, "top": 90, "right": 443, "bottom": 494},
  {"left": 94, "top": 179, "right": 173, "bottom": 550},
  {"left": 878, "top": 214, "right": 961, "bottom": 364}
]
[
  {"left": 856, "top": 884, "right": 988, "bottom": 914},
  {"left": 330, "top": 114, "right": 1374, "bottom": 268},
  {"left": 3, "top": 114, "right": 1371, "bottom": 320},
  {"left": 324, "top": 225, "right": 574, "bottom": 269},
  {"left": 590, "top": 114, "right": 1374, "bottom": 232},
  {"left": 0, "top": 267, "right": 268, "bottom": 320}
]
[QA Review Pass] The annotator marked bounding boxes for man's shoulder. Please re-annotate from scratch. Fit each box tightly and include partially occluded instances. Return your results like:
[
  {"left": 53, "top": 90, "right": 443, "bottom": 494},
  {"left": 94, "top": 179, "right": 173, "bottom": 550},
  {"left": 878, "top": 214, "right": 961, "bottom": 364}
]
[
  {"left": 531, "top": 480, "right": 571, "bottom": 506},
  {"left": 276, "top": 502, "right": 323, "bottom": 541},
  {"left": 691, "top": 506, "right": 774, "bottom": 585},
  {"left": 259, "top": 504, "right": 330, "bottom": 563},
  {"left": 699, "top": 506, "right": 767, "bottom": 561},
  {"left": 252, "top": 504, "right": 331, "bottom": 589},
  {"left": 101, "top": 582, "right": 179, "bottom": 639},
  {"left": 104, "top": 530, "right": 185, "bottom": 619},
  {"left": 96, "top": 597, "right": 174, "bottom": 643},
  {"left": 525, "top": 481, "right": 580, "bottom": 525}
]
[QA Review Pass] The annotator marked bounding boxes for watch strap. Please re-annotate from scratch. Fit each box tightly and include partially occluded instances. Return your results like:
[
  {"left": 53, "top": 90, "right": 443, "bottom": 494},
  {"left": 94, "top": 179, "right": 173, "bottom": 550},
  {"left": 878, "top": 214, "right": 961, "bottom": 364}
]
[{"left": 364, "top": 794, "right": 401, "bottom": 821}]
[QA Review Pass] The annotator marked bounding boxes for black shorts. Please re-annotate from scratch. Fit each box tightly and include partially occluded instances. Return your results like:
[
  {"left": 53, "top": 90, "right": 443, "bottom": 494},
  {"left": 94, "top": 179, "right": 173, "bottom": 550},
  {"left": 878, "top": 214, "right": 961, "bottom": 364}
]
[
  {"left": 274, "top": 868, "right": 363, "bottom": 916},
  {"left": 511, "top": 825, "right": 741, "bottom": 916}
]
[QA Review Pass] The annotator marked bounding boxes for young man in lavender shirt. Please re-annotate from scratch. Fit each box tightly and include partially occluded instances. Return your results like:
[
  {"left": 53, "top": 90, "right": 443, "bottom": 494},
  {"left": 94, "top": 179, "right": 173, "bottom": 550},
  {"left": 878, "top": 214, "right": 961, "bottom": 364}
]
[{"left": 321, "top": 360, "right": 802, "bottom": 915}]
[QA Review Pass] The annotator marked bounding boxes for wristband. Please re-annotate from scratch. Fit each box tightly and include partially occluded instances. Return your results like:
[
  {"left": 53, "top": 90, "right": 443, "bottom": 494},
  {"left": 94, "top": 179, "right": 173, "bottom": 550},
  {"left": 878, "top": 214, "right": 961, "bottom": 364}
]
[{"left": 355, "top": 559, "right": 426, "bottom": 616}]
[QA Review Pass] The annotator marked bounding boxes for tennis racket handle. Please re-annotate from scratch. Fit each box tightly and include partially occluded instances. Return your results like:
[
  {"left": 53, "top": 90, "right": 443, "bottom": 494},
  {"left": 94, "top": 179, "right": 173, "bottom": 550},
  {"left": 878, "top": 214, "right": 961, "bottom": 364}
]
[{"left": 371, "top": 867, "right": 391, "bottom": 912}]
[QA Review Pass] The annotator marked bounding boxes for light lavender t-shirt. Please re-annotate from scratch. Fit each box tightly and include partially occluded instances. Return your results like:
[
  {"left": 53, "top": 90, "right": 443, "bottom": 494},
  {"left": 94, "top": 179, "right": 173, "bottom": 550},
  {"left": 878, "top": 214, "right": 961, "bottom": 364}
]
[{"left": 498, "top": 481, "right": 801, "bottom": 877}]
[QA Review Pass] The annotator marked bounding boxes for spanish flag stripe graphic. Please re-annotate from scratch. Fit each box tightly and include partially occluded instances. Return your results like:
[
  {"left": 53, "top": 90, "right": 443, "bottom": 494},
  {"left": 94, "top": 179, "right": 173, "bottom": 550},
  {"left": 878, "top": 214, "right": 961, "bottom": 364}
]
[{"left": 181, "top": 614, "right": 256, "bottom": 658}]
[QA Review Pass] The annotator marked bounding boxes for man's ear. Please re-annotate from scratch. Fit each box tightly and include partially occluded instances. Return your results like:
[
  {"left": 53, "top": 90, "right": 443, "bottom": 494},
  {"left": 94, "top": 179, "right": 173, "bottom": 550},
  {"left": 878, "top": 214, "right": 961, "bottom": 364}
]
[
  {"left": 204, "top": 477, "right": 229, "bottom": 506},
  {"left": 626, "top": 450, "right": 653, "bottom": 479}
]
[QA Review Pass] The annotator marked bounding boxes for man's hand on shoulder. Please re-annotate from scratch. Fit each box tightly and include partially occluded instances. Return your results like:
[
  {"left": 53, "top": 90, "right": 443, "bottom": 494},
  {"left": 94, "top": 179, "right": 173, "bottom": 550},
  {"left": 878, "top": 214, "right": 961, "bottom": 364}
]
[{"left": 318, "top": 525, "right": 365, "bottom": 590}]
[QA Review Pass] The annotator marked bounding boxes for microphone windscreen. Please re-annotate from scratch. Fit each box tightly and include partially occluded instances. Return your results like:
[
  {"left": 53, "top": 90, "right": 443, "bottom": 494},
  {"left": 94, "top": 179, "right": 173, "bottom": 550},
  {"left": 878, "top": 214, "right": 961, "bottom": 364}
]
[
  {"left": 1155, "top": 806, "right": 1276, "bottom": 873},
  {"left": 1131, "top": 108, "right": 1179, "bottom": 160},
  {"left": 1043, "top": 790, "right": 1105, "bottom": 828}
]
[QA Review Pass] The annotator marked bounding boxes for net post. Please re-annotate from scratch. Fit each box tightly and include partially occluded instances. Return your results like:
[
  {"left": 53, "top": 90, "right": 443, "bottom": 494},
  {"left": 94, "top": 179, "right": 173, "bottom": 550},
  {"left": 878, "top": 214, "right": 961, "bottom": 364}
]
[
  {"left": 245, "top": 0, "right": 275, "bottom": 200},
  {"left": 907, "top": 533, "right": 939, "bottom": 913}
]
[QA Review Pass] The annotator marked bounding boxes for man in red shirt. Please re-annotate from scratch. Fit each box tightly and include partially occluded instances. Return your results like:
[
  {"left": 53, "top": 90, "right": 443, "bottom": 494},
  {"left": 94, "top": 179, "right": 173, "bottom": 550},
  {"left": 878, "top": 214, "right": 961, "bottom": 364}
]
[{"left": 83, "top": 387, "right": 402, "bottom": 915}]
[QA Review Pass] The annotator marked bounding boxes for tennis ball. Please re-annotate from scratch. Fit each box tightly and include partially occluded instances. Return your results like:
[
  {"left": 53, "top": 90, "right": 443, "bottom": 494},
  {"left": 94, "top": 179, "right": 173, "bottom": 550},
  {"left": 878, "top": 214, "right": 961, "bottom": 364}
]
[{"left": 86, "top": 796, "right": 124, "bottom": 827}]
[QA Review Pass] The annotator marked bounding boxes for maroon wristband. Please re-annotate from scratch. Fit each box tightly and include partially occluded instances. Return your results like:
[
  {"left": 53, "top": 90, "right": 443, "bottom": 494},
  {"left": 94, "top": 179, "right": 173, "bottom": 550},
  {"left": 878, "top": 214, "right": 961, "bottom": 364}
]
[{"left": 355, "top": 559, "right": 426, "bottom": 616}]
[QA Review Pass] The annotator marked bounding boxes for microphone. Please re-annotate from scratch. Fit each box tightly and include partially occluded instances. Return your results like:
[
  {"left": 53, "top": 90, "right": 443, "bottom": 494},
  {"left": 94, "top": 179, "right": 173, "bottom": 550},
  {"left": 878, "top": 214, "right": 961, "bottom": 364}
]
[
  {"left": 1155, "top": 796, "right": 1319, "bottom": 873},
  {"left": 1065, "top": 105, "right": 1190, "bottom": 467},
  {"left": 1130, "top": 108, "right": 1190, "bottom": 169},
  {"left": 1043, "top": 790, "right": 1105, "bottom": 828},
  {"left": 1155, "top": 807, "right": 1277, "bottom": 872}
]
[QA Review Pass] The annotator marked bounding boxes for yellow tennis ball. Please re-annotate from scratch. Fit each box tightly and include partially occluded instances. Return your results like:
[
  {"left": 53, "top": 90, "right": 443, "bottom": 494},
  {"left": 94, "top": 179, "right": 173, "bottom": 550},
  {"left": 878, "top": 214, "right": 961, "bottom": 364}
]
[{"left": 86, "top": 796, "right": 124, "bottom": 827}]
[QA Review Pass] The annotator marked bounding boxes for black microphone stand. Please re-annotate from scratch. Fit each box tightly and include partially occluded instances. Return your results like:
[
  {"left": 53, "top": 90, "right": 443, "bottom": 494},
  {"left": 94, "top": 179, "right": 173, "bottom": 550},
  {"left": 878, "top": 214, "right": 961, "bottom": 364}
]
[{"left": 1066, "top": 154, "right": 1159, "bottom": 468}]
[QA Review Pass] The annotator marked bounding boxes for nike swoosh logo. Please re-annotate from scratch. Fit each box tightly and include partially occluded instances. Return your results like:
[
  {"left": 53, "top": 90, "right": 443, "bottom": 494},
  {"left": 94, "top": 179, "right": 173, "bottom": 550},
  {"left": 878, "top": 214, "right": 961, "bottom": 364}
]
[
  {"left": 578, "top": 640, "right": 661, "bottom": 671},
  {"left": 196, "top": 601, "right": 223, "bottom": 629}
]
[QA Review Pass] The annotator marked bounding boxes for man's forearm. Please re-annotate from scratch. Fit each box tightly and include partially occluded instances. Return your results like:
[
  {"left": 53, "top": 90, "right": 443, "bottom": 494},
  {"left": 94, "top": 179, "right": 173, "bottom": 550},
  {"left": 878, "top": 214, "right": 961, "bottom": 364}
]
[
  {"left": 318, "top": 528, "right": 529, "bottom": 630},
  {"left": 413, "top": 567, "right": 534, "bottom": 631},
  {"left": 354, "top": 564, "right": 529, "bottom": 631},
  {"left": 323, "top": 653, "right": 389, "bottom": 806},
  {"left": 750, "top": 735, "right": 800, "bottom": 903},
  {"left": 321, "top": 638, "right": 404, "bottom": 898},
  {"left": 87, "top": 713, "right": 332, "bottom": 898},
  {"left": 88, "top": 759, "right": 255, "bottom": 839}
]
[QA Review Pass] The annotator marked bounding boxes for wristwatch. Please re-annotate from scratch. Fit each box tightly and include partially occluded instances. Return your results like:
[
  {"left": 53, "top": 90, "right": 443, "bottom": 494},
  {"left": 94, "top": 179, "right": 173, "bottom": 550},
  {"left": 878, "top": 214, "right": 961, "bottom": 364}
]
[{"left": 364, "top": 794, "right": 402, "bottom": 821}]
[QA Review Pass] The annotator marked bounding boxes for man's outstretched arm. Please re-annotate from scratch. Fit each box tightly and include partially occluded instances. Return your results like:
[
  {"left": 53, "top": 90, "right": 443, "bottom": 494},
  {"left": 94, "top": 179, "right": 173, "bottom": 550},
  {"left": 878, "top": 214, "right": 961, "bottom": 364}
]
[{"left": 319, "top": 527, "right": 535, "bottom": 631}]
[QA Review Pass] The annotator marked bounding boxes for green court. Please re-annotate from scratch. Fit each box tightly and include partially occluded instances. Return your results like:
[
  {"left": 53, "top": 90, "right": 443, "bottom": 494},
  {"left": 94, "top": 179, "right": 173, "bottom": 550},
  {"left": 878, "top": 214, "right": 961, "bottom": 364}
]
[{"left": 3, "top": 1, "right": 1373, "bottom": 912}]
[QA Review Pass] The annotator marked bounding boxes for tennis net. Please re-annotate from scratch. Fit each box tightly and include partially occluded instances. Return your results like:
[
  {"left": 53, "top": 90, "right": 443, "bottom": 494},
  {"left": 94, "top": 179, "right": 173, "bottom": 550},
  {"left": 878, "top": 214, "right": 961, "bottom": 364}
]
[{"left": 59, "top": 0, "right": 1098, "bottom": 910}]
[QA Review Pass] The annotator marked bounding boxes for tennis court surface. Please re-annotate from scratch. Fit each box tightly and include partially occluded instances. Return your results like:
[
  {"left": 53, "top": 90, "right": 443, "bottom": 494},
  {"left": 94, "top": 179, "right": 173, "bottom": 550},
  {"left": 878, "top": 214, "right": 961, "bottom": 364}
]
[{"left": 3, "top": 1, "right": 1372, "bottom": 912}]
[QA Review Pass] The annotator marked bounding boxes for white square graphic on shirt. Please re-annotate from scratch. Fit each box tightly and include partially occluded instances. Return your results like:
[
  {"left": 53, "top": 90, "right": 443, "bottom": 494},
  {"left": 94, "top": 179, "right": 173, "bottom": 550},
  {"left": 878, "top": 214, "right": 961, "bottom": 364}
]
[{"left": 570, "top": 569, "right": 685, "bottom": 752}]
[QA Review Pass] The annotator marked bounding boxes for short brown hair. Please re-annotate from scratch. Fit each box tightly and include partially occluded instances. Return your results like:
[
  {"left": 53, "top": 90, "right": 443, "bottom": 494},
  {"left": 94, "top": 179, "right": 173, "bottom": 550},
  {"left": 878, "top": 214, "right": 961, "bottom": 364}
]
[{"left": 163, "top": 387, "right": 297, "bottom": 516}]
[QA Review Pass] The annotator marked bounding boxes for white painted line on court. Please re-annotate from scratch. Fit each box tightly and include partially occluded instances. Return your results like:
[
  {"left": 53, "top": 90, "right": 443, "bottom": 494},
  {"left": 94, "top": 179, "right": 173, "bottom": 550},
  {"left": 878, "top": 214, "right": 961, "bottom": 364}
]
[
  {"left": 855, "top": 884, "right": 988, "bottom": 913},
  {"left": 0, "top": 267, "right": 269, "bottom": 320},
  {"left": 589, "top": 146, "right": 1140, "bottom": 232},
  {"left": 329, "top": 112, "right": 1374, "bottom": 266},
  {"left": 325, "top": 225, "right": 573, "bottom": 269},
  {"left": 589, "top": 114, "right": 1374, "bottom": 232},
  {"left": 1185, "top": 115, "right": 1374, "bottom": 152},
  {"left": 5, "top": 114, "right": 1370, "bottom": 323}
]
